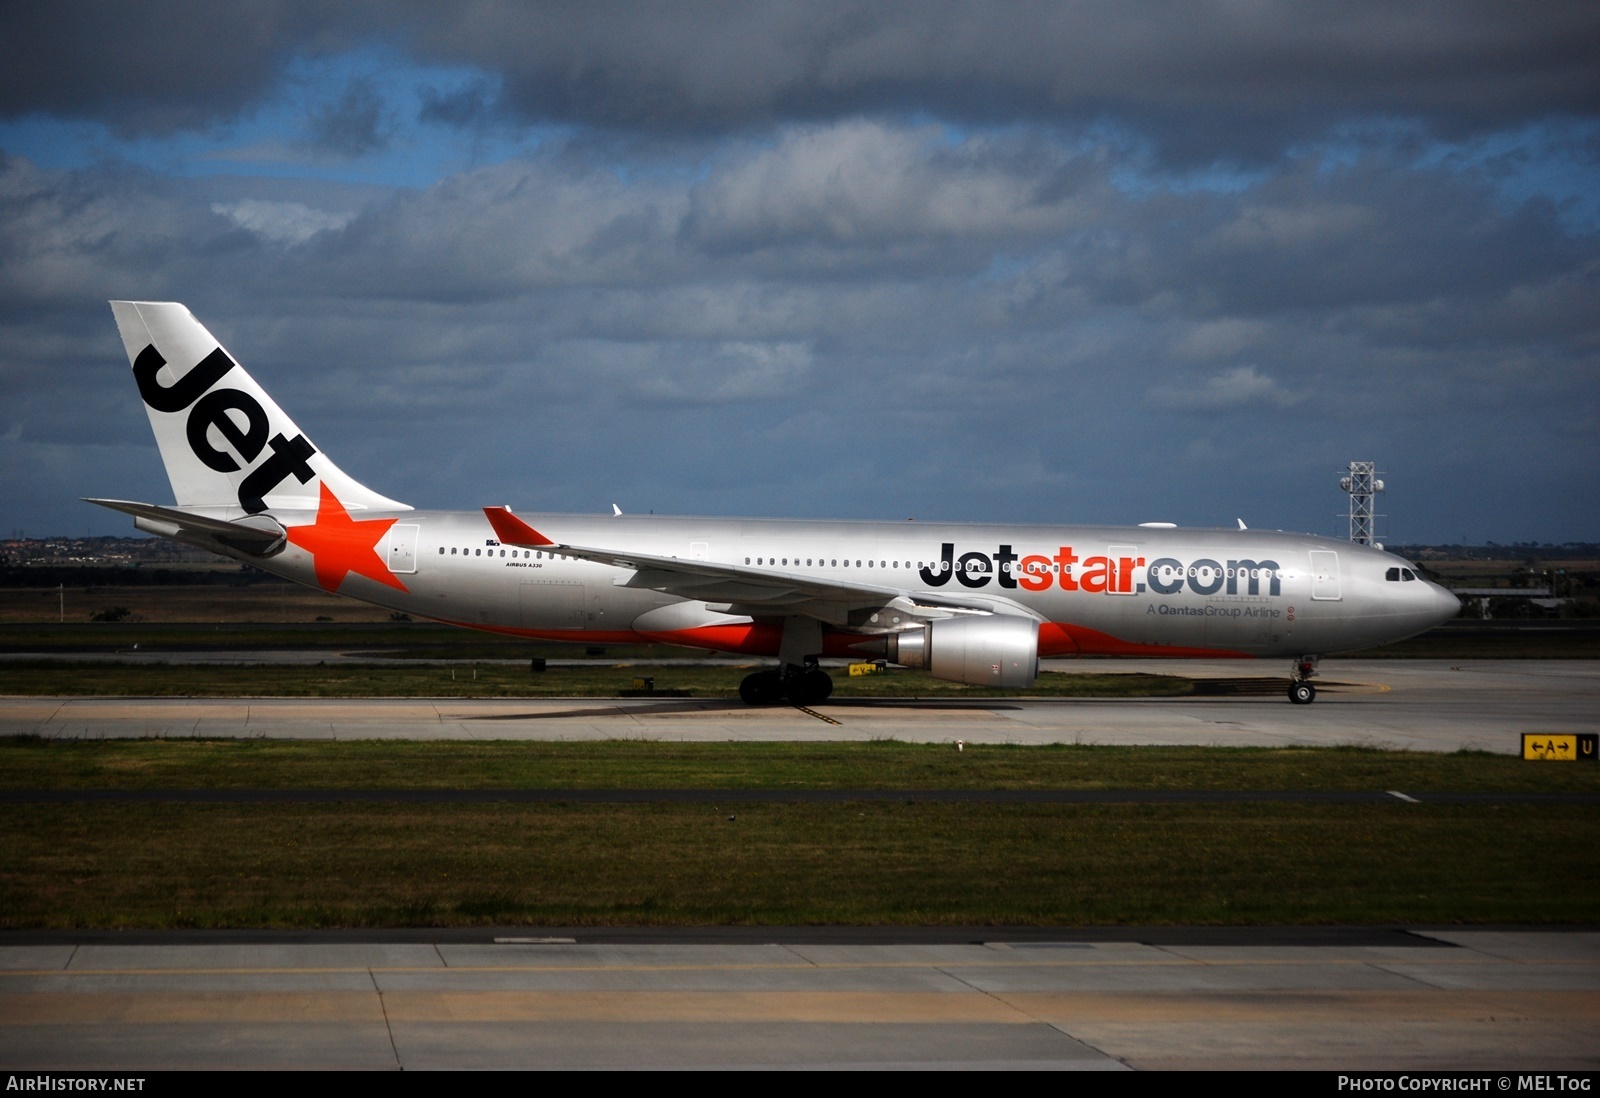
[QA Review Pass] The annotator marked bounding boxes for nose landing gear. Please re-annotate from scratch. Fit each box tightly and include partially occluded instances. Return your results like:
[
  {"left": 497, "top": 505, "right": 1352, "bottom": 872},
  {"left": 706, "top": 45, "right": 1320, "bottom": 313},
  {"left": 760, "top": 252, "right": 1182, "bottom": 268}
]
[{"left": 1288, "top": 656, "right": 1319, "bottom": 704}]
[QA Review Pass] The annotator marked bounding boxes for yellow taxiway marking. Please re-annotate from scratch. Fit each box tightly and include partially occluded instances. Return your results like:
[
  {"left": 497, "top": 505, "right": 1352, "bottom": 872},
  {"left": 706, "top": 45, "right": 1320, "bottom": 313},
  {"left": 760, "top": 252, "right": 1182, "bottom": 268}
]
[
  {"left": 2, "top": 989, "right": 1594, "bottom": 1027},
  {"left": 1, "top": 956, "right": 1579, "bottom": 980}
]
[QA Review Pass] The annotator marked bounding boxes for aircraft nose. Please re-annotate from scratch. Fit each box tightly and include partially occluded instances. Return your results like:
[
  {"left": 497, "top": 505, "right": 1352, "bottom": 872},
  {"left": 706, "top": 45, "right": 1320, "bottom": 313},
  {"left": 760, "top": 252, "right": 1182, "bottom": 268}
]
[{"left": 1425, "top": 581, "right": 1461, "bottom": 626}]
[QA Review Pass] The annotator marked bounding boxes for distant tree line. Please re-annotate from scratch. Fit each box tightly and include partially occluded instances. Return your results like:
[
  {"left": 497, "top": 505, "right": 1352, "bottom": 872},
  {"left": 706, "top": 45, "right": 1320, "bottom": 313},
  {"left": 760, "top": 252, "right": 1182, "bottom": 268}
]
[
  {"left": 0, "top": 566, "right": 291, "bottom": 588},
  {"left": 1390, "top": 543, "right": 1600, "bottom": 561}
]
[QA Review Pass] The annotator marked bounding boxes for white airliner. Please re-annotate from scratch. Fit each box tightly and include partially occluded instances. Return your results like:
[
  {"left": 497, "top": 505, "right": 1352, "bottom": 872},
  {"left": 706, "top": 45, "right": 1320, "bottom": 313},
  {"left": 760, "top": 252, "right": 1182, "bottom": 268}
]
[{"left": 87, "top": 302, "right": 1460, "bottom": 705}]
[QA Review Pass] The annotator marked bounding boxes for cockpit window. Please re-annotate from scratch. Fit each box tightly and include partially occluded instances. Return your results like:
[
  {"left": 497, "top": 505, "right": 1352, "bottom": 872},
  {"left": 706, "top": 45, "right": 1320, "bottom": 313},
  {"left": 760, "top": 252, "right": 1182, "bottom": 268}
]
[
  {"left": 1386, "top": 567, "right": 1400, "bottom": 581},
  {"left": 1401, "top": 568, "right": 1416, "bottom": 581}
]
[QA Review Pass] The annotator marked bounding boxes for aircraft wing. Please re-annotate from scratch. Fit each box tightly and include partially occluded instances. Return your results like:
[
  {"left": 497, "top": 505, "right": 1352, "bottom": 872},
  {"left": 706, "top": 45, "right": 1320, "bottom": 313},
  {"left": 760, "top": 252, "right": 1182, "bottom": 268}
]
[{"left": 483, "top": 506, "right": 1018, "bottom": 623}]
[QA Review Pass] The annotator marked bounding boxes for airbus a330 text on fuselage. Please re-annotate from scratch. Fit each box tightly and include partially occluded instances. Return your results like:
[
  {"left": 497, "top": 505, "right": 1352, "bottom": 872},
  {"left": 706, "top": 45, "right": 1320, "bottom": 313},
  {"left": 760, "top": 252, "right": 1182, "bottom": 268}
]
[{"left": 87, "top": 302, "right": 1461, "bottom": 705}]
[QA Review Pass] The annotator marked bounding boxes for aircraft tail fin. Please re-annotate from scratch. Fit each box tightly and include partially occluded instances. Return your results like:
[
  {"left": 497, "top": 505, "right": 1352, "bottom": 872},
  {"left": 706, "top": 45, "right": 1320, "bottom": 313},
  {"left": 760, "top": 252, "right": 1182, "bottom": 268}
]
[{"left": 109, "top": 301, "right": 409, "bottom": 515}]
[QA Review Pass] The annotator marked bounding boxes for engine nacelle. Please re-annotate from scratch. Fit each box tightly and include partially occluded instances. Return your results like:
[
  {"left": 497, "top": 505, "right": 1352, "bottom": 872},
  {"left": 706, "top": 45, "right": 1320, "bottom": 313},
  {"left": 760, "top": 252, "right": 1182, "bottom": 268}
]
[{"left": 885, "top": 615, "right": 1039, "bottom": 689}]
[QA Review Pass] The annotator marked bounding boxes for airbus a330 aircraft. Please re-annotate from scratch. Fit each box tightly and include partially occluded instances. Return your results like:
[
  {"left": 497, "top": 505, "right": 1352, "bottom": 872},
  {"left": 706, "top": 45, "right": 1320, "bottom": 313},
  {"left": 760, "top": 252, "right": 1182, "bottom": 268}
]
[{"left": 87, "top": 302, "right": 1460, "bottom": 705}]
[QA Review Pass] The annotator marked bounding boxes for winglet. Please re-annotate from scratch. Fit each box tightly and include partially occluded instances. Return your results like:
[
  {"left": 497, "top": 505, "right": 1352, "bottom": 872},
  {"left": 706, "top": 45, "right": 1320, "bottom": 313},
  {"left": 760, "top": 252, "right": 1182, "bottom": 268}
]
[{"left": 483, "top": 506, "right": 554, "bottom": 547}]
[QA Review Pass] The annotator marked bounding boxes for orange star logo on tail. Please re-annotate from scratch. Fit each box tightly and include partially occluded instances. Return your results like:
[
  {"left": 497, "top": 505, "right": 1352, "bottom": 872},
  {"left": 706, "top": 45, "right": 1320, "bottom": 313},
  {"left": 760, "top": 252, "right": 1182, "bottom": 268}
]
[{"left": 286, "top": 483, "right": 409, "bottom": 594}]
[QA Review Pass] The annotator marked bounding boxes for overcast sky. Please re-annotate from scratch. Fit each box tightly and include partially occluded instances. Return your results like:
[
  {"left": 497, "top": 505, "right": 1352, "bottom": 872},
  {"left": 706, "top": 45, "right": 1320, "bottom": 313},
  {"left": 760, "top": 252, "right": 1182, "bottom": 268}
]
[{"left": 2, "top": 1, "right": 1597, "bottom": 544}]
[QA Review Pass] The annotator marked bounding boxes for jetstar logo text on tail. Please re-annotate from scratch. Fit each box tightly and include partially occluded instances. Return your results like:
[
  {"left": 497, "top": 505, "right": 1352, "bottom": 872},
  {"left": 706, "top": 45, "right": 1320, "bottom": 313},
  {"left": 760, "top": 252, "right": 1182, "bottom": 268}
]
[
  {"left": 134, "top": 344, "right": 316, "bottom": 514},
  {"left": 919, "top": 543, "right": 1282, "bottom": 596},
  {"left": 284, "top": 483, "right": 408, "bottom": 594}
]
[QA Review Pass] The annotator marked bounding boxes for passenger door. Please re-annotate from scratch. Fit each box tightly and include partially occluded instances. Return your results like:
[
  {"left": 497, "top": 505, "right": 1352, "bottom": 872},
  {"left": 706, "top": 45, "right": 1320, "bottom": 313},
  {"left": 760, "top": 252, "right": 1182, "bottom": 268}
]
[{"left": 1309, "top": 550, "right": 1341, "bottom": 601}]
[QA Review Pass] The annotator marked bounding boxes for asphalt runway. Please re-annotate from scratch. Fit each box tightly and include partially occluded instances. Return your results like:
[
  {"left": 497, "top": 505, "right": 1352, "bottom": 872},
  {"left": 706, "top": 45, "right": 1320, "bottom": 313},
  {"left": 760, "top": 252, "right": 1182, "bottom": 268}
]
[
  {"left": 3, "top": 660, "right": 1595, "bottom": 752},
  {"left": 3, "top": 930, "right": 1596, "bottom": 1069}
]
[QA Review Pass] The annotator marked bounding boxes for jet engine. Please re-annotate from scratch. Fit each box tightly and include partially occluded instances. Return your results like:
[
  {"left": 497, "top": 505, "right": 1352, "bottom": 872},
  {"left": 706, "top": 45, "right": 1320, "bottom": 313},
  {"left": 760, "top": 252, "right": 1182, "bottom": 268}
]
[{"left": 884, "top": 615, "right": 1039, "bottom": 689}]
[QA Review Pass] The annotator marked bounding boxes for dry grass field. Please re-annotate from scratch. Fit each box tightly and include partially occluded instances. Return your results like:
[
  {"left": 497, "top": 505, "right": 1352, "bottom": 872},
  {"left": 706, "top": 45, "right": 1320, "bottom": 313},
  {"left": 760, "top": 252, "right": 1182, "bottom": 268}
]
[
  {"left": 1426, "top": 558, "right": 1599, "bottom": 582},
  {"left": 0, "top": 584, "right": 393, "bottom": 624}
]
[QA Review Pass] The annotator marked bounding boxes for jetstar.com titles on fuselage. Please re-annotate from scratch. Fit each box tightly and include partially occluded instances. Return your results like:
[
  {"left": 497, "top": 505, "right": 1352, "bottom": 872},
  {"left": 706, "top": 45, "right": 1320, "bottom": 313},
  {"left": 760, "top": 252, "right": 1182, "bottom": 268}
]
[{"left": 918, "top": 542, "right": 1284, "bottom": 597}]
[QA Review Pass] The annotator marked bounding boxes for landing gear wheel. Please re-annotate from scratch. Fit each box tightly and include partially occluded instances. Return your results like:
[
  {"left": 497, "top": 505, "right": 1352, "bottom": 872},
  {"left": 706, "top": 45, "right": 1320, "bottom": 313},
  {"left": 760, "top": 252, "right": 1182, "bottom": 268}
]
[
  {"left": 739, "top": 670, "right": 785, "bottom": 706},
  {"left": 788, "top": 669, "right": 834, "bottom": 706},
  {"left": 1288, "top": 681, "right": 1316, "bottom": 705}
]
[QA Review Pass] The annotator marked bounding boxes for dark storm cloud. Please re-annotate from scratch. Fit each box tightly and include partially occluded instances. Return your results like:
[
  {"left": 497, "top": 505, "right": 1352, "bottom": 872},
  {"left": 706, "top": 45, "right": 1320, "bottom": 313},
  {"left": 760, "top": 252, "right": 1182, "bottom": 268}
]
[
  {"left": 1065, "top": 155, "right": 1592, "bottom": 318},
  {"left": 5, "top": 2, "right": 1599, "bottom": 162},
  {"left": 0, "top": 3, "right": 1596, "bottom": 541},
  {"left": 412, "top": 1, "right": 1600, "bottom": 160},
  {"left": 0, "top": 155, "right": 250, "bottom": 314},
  {"left": 0, "top": 0, "right": 325, "bottom": 136},
  {"left": 305, "top": 77, "right": 389, "bottom": 157}
]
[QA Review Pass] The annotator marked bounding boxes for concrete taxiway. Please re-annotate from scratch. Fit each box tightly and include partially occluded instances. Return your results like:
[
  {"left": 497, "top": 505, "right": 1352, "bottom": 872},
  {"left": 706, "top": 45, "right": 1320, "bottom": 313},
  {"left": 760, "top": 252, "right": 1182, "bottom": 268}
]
[
  {"left": 3, "top": 660, "right": 1595, "bottom": 752},
  {"left": 2, "top": 930, "right": 1596, "bottom": 1069}
]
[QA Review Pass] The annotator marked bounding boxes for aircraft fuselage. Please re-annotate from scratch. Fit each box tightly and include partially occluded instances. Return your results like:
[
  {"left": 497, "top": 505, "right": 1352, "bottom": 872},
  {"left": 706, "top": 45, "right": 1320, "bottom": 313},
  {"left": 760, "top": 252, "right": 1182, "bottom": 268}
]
[{"left": 234, "top": 508, "right": 1459, "bottom": 660}]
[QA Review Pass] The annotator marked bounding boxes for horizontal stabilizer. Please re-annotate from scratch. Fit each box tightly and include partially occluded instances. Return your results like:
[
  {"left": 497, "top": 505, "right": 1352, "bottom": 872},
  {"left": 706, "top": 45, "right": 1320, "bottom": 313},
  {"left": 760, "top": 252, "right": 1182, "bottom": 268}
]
[{"left": 83, "top": 498, "right": 287, "bottom": 554}]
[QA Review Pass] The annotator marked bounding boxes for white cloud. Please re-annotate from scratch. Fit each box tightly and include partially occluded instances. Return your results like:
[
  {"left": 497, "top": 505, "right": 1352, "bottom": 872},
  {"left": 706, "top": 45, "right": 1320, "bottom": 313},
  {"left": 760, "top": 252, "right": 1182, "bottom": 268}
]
[
  {"left": 1148, "top": 365, "right": 1303, "bottom": 411},
  {"left": 613, "top": 340, "right": 814, "bottom": 405},
  {"left": 686, "top": 121, "right": 1103, "bottom": 252},
  {"left": 211, "top": 199, "right": 352, "bottom": 245}
]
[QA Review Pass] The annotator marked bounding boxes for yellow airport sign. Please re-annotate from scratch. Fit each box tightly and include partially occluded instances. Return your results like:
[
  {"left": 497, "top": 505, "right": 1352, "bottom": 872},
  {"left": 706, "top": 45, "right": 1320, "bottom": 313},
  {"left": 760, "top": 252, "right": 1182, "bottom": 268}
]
[
  {"left": 1521, "top": 733, "right": 1598, "bottom": 761},
  {"left": 848, "top": 662, "right": 881, "bottom": 677}
]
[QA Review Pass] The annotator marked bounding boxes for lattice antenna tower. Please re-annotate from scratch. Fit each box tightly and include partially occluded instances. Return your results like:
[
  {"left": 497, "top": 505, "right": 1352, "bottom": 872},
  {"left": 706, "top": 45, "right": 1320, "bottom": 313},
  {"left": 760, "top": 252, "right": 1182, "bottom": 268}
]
[{"left": 1339, "top": 461, "right": 1384, "bottom": 546}]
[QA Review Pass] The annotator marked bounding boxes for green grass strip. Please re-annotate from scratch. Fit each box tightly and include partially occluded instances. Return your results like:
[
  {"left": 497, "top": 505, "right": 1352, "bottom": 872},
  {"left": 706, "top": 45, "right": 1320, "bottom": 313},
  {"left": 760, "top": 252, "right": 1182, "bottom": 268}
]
[
  {"left": 3, "top": 801, "right": 1593, "bottom": 928},
  {"left": 3, "top": 739, "right": 1597, "bottom": 793}
]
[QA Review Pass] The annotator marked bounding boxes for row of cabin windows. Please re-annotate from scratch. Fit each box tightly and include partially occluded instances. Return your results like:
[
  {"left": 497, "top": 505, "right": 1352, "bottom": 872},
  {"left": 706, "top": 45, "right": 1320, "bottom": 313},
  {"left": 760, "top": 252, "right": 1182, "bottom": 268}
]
[
  {"left": 429, "top": 546, "right": 1282, "bottom": 583},
  {"left": 437, "top": 547, "right": 574, "bottom": 560},
  {"left": 746, "top": 557, "right": 919, "bottom": 570}
]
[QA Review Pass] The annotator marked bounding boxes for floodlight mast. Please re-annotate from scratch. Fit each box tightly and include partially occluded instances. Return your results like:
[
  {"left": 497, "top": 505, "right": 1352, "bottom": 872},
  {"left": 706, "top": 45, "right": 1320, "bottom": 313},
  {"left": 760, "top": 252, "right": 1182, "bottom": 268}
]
[{"left": 1339, "top": 461, "right": 1385, "bottom": 547}]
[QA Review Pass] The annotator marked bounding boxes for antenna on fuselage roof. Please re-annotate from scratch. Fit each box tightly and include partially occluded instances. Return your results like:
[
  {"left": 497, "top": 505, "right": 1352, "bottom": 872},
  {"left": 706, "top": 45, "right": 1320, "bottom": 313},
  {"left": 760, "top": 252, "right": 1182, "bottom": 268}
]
[
  {"left": 1238, "top": 518, "right": 1248, "bottom": 530},
  {"left": 612, "top": 503, "right": 622, "bottom": 516}
]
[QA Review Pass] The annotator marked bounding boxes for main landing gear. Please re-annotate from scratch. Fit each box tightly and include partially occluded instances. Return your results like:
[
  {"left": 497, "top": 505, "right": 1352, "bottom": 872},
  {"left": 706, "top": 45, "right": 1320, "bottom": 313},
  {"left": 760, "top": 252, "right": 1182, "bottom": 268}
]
[
  {"left": 1288, "top": 655, "right": 1319, "bottom": 704},
  {"left": 739, "top": 664, "right": 834, "bottom": 707}
]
